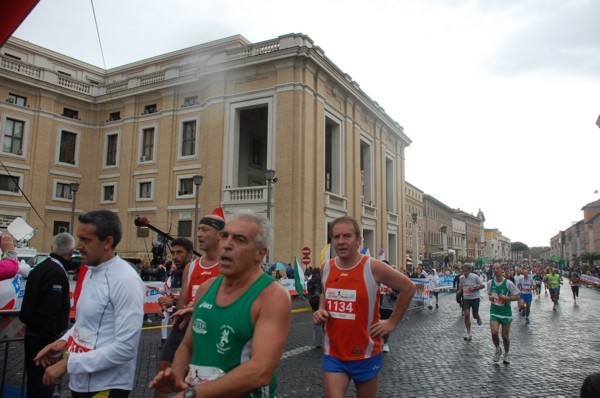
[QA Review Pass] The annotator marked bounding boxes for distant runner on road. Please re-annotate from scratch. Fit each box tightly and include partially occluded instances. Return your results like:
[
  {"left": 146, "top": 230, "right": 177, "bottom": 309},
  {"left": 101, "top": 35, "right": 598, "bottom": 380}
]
[{"left": 487, "top": 263, "right": 520, "bottom": 364}]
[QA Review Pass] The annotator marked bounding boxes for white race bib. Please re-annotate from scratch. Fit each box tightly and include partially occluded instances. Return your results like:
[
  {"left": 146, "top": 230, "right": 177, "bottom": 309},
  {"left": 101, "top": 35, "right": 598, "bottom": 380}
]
[
  {"left": 67, "top": 324, "right": 96, "bottom": 353},
  {"left": 325, "top": 288, "right": 357, "bottom": 320},
  {"left": 490, "top": 293, "right": 505, "bottom": 307},
  {"left": 184, "top": 364, "right": 225, "bottom": 385}
]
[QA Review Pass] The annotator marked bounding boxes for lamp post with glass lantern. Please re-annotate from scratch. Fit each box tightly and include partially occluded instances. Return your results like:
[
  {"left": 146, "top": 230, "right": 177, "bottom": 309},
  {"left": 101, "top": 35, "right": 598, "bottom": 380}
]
[
  {"left": 69, "top": 182, "right": 80, "bottom": 234},
  {"left": 265, "top": 169, "right": 277, "bottom": 220},
  {"left": 192, "top": 175, "right": 204, "bottom": 252},
  {"left": 411, "top": 213, "right": 418, "bottom": 272}
]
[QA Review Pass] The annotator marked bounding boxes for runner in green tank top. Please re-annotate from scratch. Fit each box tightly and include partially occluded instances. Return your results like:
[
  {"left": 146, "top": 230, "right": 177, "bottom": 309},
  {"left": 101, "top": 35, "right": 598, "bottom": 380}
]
[
  {"left": 150, "top": 210, "right": 291, "bottom": 398},
  {"left": 544, "top": 269, "right": 562, "bottom": 310},
  {"left": 187, "top": 273, "right": 277, "bottom": 396},
  {"left": 486, "top": 263, "right": 519, "bottom": 365}
]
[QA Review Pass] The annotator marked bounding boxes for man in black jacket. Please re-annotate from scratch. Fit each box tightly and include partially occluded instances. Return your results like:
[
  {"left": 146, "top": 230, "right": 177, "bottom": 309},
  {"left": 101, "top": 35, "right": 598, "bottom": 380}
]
[{"left": 19, "top": 232, "right": 75, "bottom": 398}]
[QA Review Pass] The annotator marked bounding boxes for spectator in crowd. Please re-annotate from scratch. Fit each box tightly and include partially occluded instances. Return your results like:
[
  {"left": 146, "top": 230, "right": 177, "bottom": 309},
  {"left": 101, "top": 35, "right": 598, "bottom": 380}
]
[
  {"left": 20, "top": 232, "right": 75, "bottom": 398},
  {"left": 379, "top": 260, "right": 399, "bottom": 352},
  {"left": 0, "top": 234, "right": 18, "bottom": 281},
  {"left": 307, "top": 267, "right": 323, "bottom": 348},
  {"left": 427, "top": 268, "right": 440, "bottom": 310}
]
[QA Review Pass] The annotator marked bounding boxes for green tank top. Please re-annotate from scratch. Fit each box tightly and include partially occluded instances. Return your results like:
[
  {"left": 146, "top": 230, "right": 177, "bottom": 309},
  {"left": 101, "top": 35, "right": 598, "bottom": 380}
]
[
  {"left": 546, "top": 273, "right": 560, "bottom": 288},
  {"left": 189, "top": 273, "right": 277, "bottom": 397},
  {"left": 489, "top": 278, "right": 512, "bottom": 319}
]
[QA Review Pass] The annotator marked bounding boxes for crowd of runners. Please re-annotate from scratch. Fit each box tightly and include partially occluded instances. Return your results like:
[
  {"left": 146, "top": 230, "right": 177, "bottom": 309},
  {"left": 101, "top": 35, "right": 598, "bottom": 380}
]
[{"left": 10, "top": 207, "right": 598, "bottom": 398}]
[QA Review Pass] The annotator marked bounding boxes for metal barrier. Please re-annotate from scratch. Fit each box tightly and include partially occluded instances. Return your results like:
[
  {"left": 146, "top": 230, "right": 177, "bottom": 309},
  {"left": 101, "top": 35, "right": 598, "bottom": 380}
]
[
  {"left": 0, "top": 305, "right": 314, "bottom": 397},
  {"left": 1, "top": 337, "right": 26, "bottom": 398}
]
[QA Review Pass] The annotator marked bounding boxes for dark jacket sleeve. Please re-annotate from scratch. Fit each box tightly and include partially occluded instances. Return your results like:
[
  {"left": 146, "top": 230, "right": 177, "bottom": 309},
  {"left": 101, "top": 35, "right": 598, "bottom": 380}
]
[
  {"left": 21, "top": 260, "right": 70, "bottom": 337},
  {"left": 36, "top": 267, "right": 70, "bottom": 336}
]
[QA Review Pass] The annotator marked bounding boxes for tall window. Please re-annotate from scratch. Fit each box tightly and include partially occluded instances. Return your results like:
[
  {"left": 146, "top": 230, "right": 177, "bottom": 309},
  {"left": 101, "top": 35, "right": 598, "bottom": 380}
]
[
  {"left": 139, "top": 181, "right": 152, "bottom": 199},
  {"left": 106, "top": 134, "right": 118, "bottom": 166},
  {"left": 181, "top": 121, "right": 196, "bottom": 157},
  {"left": 325, "top": 116, "right": 342, "bottom": 194},
  {"left": 0, "top": 175, "right": 20, "bottom": 193},
  {"left": 360, "top": 139, "right": 372, "bottom": 204},
  {"left": 55, "top": 182, "right": 73, "bottom": 199},
  {"left": 59, "top": 131, "right": 77, "bottom": 164},
  {"left": 178, "top": 177, "right": 194, "bottom": 196},
  {"left": 385, "top": 156, "right": 395, "bottom": 212},
  {"left": 3, "top": 118, "right": 24, "bottom": 155},
  {"left": 141, "top": 128, "right": 154, "bottom": 162},
  {"left": 102, "top": 184, "right": 116, "bottom": 202}
]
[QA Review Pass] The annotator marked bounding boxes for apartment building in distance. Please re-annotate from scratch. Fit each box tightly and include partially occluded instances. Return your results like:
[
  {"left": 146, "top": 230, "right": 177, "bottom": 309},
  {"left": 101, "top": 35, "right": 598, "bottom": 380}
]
[
  {"left": 483, "top": 228, "right": 511, "bottom": 261},
  {"left": 0, "top": 34, "right": 411, "bottom": 267}
]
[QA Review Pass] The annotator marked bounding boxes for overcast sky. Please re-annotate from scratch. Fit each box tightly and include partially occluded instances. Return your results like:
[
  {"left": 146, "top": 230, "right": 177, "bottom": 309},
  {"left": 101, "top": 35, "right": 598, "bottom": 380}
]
[{"left": 12, "top": 0, "right": 600, "bottom": 247}]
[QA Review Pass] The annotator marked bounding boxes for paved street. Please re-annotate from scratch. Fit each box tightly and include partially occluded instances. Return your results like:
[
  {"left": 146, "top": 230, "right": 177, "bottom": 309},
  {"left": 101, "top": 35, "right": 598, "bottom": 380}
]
[{"left": 2, "top": 278, "right": 599, "bottom": 397}]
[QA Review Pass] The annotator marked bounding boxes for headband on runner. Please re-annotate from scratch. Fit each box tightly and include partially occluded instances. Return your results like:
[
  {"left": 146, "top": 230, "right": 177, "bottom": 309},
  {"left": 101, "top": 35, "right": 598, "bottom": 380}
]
[{"left": 199, "top": 217, "right": 225, "bottom": 231}]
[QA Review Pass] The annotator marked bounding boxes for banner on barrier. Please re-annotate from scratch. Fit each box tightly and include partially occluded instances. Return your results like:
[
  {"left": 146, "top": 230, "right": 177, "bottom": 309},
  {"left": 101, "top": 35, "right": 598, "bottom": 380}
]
[
  {"left": 581, "top": 274, "right": 600, "bottom": 287},
  {"left": 0, "top": 273, "right": 310, "bottom": 318},
  {"left": 411, "top": 278, "right": 430, "bottom": 302},
  {"left": 410, "top": 274, "right": 458, "bottom": 304}
]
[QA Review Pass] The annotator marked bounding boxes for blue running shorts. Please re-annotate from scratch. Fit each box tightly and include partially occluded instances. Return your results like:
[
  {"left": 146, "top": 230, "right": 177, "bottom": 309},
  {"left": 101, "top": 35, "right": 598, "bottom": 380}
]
[
  {"left": 323, "top": 353, "right": 383, "bottom": 383},
  {"left": 520, "top": 293, "right": 533, "bottom": 303}
]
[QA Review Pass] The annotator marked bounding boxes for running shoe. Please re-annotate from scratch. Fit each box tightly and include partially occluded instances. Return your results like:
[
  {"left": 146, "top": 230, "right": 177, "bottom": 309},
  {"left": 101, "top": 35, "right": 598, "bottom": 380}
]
[
  {"left": 464, "top": 334, "right": 472, "bottom": 341},
  {"left": 503, "top": 352, "right": 510, "bottom": 364},
  {"left": 525, "top": 317, "right": 530, "bottom": 324},
  {"left": 553, "top": 305, "right": 556, "bottom": 311},
  {"left": 382, "top": 343, "right": 390, "bottom": 353},
  {"left": 476, "top": 317, "right": 483, "bottom": 326},
  {"left": 493, "top": 347, "right": 502, "bottom": 362}
]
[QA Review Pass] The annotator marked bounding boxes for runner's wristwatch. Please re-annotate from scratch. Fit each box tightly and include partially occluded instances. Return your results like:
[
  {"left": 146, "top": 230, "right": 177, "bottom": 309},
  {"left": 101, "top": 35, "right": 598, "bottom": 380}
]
[{"left": 183, "top": 387, "right": 196, "bottom": 398}]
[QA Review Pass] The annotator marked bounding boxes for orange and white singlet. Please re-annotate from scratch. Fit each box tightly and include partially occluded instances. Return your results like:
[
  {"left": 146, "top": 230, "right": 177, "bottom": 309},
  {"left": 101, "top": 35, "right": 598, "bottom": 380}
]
[
  {"left": 186, "top": 256, "right": 220, "bottom": 304},
  {"left": 322, "top": 255, "right": 381, "bottom": 360}
]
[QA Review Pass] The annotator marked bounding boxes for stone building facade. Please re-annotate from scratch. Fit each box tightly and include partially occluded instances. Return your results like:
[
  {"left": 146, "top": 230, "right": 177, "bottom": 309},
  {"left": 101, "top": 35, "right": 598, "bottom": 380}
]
[{"left": 0, "top": 34, "right": 411, "bottom": 267}]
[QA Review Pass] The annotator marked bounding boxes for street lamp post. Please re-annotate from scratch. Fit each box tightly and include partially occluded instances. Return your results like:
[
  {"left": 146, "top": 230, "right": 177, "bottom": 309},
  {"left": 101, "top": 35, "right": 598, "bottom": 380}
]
[
  {"left": 411, "top": 213, "right": 418, "bottom": 272},
  {"left": 265, "top": 169, "right": 277, "bottom": 263},
  {"left": 265, "top": 169, "right": 277, "bottom": 220},
  {"left": 69, "top": 182, "right": 80, "bottom": 234},
  {"left": 192, "top": 175, "right": 204, "bottom": 252}
]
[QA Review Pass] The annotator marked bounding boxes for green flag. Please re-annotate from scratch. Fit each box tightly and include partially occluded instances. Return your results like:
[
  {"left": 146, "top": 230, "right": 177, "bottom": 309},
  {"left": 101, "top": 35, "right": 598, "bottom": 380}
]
[{"left": 293, "top": 257, "right": 305, "bottom": 297}]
